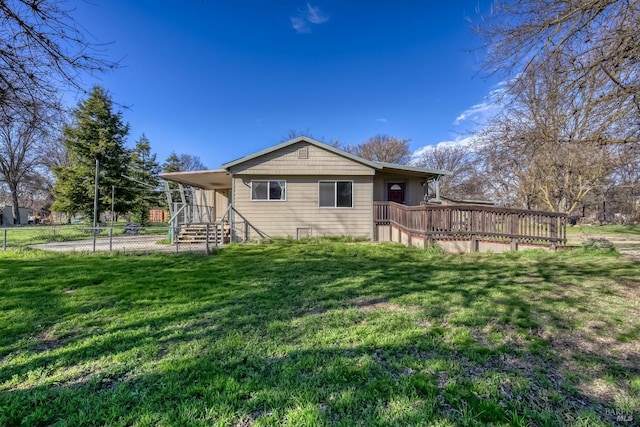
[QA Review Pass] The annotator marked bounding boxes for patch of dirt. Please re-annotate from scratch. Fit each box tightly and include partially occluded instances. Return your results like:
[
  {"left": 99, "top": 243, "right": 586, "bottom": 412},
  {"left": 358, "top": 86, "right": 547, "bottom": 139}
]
[
  {"left": 352, "top": 297, "right": 417, "bottom": 313},
  {"left": 35, "top": 326, "right": 68, "bottom": 351}
]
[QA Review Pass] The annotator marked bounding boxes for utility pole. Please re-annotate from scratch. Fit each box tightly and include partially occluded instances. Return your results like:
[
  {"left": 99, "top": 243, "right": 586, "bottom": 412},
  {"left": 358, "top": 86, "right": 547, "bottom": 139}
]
[
  {"left": 93, "top": 158, "right": 99, "bottom": 228},
  {"left": 111, "top": 185, "right": 115, "bottom": 225}
]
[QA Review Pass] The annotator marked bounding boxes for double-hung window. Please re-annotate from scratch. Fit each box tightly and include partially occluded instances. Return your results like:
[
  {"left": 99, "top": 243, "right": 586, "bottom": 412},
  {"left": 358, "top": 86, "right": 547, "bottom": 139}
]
[
  {"left": 251, "top": 180, "right": 286, "bottom": 201},
  {"left": 319, "top": 181, "right": 353, "bottom": 208}
]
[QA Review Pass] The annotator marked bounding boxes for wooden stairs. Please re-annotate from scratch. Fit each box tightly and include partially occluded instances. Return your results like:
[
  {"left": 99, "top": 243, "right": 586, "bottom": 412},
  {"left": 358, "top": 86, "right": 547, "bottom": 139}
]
[{"left": 176, "top": 223, "right": 229, "bottom": 245}]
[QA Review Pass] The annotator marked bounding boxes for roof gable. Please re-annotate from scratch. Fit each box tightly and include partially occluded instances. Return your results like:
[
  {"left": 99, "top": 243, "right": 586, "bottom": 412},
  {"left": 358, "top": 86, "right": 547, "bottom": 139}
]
[
  {"left": 221, "top": 136, "right": 380, "bottom": 171},
  {"left": 221, "top": 136, "right": 452, "bottom": 177}
]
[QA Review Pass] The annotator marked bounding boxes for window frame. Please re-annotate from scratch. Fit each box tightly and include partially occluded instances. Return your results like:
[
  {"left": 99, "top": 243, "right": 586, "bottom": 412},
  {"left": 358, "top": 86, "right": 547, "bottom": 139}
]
[
  {"left": 318, "top": 180, "right": 354, "bottom": 208},
  {"left": 250, "top": 180, "right": 287, "bottom": 201}
]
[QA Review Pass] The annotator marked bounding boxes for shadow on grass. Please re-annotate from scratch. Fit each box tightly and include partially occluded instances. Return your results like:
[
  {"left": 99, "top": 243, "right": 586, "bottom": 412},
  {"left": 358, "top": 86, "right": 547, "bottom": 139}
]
[{"left": 0, "top": 244, "right": 638, "bottom": 425}]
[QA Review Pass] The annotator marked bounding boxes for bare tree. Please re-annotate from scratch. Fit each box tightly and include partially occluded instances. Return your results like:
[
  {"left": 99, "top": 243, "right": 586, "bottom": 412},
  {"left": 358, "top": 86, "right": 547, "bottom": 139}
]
[
  {"left": 0, "top": 0, "right": 118, "bottom": 116},
  {"left": 415, "top": 145, "right": 486, "bottom": 200},
  {"left": 282, "top": 128, "right": 313, "bottom": 141},
  {"left": 162, "top": 152, "right": 207, "bottom": 173},
  {"left": 475, "top": 49, "right": 618, "bottom": 214},
  {"left": 345, "top": 134, "right": 412, "bottom": 164},
  {"left": 0, "top": 105, "right": 53, "bottom": 223},
  {"left": 605, "top": 143, "right": 640, "bottom": 221},
  {"left": 475, "top": 0, "right": 639, "bottom": 145}
]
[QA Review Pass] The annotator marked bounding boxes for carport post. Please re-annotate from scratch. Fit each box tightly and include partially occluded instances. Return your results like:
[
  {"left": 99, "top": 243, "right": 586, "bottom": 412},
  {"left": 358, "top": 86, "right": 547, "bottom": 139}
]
[{"left": 205, "top": 223, "right": 210, "bottom": 255}]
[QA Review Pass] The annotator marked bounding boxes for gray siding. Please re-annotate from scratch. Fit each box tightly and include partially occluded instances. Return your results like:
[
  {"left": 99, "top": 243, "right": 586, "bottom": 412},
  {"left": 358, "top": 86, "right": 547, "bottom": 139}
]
[
  {"left": 232, "top": 175, "right": 374, "bottom": 238},
  {"left": 229, "top": 142, "right": 375, "bottom": 176}
]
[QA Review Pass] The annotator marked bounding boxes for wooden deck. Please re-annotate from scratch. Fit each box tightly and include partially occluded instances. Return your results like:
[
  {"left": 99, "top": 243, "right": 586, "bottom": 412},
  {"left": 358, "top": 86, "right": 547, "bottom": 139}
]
[{"left": 374, "top": 202, "right": 567, "bottom": 252}]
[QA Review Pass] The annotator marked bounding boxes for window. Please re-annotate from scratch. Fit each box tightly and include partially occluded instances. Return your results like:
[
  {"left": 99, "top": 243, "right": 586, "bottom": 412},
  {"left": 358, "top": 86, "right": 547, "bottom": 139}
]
[
  {"left": 251, "top": 180, "right": 286, "bottom": 201},
  {"left": 319, "top": 181, "right": 353, "bottom": 208}
]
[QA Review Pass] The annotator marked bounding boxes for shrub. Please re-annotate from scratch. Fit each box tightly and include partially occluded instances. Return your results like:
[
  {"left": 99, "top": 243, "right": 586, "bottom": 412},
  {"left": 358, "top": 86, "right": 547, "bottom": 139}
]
[{"left": 582, "top": 237, "right": 615, "bottom": 250}]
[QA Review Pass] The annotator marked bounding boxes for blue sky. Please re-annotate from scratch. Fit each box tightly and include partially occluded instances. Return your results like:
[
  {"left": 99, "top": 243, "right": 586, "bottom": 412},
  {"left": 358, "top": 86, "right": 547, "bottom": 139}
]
[{"left": 71, "top": 0, "right": 497, "bottom": 169}]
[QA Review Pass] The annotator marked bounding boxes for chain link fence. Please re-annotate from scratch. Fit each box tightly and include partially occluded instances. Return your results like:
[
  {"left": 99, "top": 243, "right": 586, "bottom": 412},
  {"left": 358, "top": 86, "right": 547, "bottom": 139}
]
[{"left": 0, "top": 224, "right": 226, "bottom": 254}]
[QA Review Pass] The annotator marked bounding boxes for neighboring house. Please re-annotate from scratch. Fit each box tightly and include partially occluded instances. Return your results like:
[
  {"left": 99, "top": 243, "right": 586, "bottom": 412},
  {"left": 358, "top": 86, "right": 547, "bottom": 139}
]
[
  {"left": 160, "top": 136, "right": 451, "bottom": 240},
  {"left": 0, "top": 205, "right": 30, "bottom": 226}
]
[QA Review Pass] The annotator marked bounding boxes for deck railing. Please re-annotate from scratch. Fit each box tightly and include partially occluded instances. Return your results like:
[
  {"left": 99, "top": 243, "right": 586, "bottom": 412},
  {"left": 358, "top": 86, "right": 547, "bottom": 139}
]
[{"left": 374, "top": 202, "right": 567, "bottom": 248}]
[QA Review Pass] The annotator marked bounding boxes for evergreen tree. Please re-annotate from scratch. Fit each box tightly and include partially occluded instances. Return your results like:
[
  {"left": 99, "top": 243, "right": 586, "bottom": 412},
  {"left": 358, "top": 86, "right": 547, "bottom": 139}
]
[
  {"left": 162, "top": 151, "right": 206, "bottom": 172},
  {"left": 51, "top": 86, "right": 131, "bottom": 223},
  {"left": 161, "top": 151, "right": 207, "bottom": 209},
  {"left": 129, "top": 134, "right": 162, "bottom": 225},
  {"left": 162, "top": 152, "right": 182, "bottom": 173}
]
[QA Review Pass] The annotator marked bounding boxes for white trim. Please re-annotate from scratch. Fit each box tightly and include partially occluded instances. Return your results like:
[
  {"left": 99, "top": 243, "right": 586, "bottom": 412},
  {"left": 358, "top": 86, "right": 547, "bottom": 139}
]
[{"left": 250, "top": 180, "right": 287, "bottom": 201}]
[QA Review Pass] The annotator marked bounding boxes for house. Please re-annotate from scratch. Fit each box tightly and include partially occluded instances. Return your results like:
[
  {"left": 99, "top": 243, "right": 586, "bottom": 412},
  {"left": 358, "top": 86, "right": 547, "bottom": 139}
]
[
  {"left": 160, "top": 136, "right": 451, "bottom": 240},
  {"left": 0, "top": 205, "right": 30, "bottom": 226}
]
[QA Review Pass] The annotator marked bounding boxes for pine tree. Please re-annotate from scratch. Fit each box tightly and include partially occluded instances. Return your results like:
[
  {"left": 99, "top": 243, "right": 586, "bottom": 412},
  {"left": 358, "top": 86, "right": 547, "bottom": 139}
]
[
  {"left": 162, "top": 151, "right": 207, "bottom": 172},
  {"left": 129, "top": 134, "right": 162, "bottom": 225},
  {"left": 51, "top": 86, "right": 131, "bottom": 223},
  {"left": 162, "top": 152, "right": 182, "bottom": 173}
]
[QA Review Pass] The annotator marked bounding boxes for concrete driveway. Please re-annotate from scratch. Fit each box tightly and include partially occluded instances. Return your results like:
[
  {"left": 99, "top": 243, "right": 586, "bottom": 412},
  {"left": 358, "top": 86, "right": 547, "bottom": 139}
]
[{"left": 30, "top": 235, "right": 208, "bottom": 254}]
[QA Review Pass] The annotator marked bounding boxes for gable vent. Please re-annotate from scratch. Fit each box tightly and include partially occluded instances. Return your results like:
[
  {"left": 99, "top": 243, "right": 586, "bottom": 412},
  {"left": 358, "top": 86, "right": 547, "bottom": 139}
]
[{"left": 298, "top": 146, "right": 309, "bottom": 159}]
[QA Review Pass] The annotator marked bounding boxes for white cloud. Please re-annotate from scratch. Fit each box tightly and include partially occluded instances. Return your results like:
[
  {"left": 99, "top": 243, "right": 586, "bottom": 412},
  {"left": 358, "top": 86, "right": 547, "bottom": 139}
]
[
  {"left": 305, "top": 4, "right": 329, "bottom": 24},
  {"left": 376, "top": 118, "right": 388, "bottom": 123},
  {"left": 411, "top": 135, "right": 477, "bottom": 163},
  {"left": 453, "top": 102, "right": 493, "bottom": 125},
  {"left": 291, "top": 4, "right": 329, "bottom": 33},
  {"left": 411, "top": 81, "right": 508, "bottom": 163},
  {"left": 291, "top": 16, "right": 311, "bottom": 33},
  {"left": 453, "top": 84, "right": 507, "bottom": 126}
]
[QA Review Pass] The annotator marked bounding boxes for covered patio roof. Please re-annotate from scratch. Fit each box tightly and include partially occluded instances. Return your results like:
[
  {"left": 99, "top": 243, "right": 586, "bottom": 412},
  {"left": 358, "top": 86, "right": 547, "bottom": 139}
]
[{"left": 159, "top": 170, "right": 232, "bottom": 190}]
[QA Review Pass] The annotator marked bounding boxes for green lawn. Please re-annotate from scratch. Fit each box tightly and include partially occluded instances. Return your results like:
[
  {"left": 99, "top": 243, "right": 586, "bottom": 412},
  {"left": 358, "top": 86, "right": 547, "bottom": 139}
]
[
  {"left": 0, "top": 242, "right": 638, "bottom": 426},
  {"left": 566, "top": 224, "right": 640, "bottom": 236},
  {"left": 0, "top": 224, "right": 169, "bottom": 248}
]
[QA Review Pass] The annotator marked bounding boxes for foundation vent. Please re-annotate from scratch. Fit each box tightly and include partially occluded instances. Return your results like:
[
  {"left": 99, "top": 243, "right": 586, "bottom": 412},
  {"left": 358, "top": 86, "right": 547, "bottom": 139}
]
[{"left": 297, "top": 227, "right": 312, "bottom": 239}]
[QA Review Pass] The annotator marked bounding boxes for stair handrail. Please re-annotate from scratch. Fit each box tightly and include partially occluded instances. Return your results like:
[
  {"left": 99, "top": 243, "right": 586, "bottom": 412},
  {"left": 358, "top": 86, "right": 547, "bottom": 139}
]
[
  {"left": 168, "top": 203, "right": 188, "bottom": 227},
  {"left": 217, "top": 203, "right": 269, "bottom": 241}
]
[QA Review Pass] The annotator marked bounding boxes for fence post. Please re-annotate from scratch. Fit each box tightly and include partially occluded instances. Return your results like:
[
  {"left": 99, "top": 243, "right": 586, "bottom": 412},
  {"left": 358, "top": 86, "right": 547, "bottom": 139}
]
[
  {"left": 205, "top": 223, "right": 210, "bottom": 255},
  {"left": 510, "top": 213, "right": 519, "bottom": 251},
  {"left": 93, "top": 226, "right": 97, "bottom": 253},
  {"left": 109, "top": 227, "right": 113, "bottom": 253},
  {"left": 175, "top": 226, "right": 179, "bottom": 253},
  {"left": 3, "top": 227, "right": 6, "bottom": 251},
  {"left": 214, "top": 223, "right": 218, "bottom": 247},
  {"left": 550, "top": 216, "right": 557, "bottom": 251},
  {"left": 471, "top": 234, "right": 478, "bottom": 252}
]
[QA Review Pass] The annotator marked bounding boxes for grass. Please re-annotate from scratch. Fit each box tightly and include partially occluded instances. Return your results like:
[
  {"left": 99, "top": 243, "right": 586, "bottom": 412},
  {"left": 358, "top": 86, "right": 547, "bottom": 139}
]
[
  {"left": 566, "top": 224, "right": 640, "bottom": 236},
  {"left": 0, "top": 224, "right": 169, "bottom": 248},
  {"left": 0, "top": 241, "right": 638, "bottom": 426}
]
